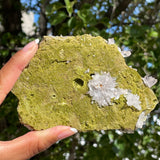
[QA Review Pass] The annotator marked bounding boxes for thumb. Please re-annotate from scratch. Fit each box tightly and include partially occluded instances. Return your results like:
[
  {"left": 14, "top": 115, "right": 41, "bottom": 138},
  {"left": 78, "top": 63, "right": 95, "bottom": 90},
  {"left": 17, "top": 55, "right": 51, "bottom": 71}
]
[{"left": 0, "top": 126, "right": 77, "bottom": 160}]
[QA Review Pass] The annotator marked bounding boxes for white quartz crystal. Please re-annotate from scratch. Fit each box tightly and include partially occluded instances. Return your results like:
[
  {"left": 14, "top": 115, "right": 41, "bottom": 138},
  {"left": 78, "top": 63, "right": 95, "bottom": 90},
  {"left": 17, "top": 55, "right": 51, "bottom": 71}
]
[
  {"left": 124, "top": 93, "right": 141, "bottom": 110},
  {"left": 121, "top": 51, "right": 131, "bottom": 57},
  {"left": 107, "top": 38, "right": 115, "bottom": 44},
  {"left": 136, "top": 112, "right": 148, "bottom": 128},
  {"left": 106, "top": 38, "right": 131, "bottom": 57},
  {"left": 88, "top": 72, "right": 117, "bottom": 106},
  {"left": 142, "top": 75, "right": 157, "bottom": 88},
  {"left": 88, "top": 72, "right": 141, "bottom": 110}
]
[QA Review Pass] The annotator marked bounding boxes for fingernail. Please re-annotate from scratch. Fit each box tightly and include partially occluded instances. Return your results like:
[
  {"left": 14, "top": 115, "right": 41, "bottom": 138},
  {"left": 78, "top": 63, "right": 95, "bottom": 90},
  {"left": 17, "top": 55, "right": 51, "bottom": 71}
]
[
  {"left": 70, "top": 128, "right": 78, "bottom": 133},
  {"left": 58, "top": 127, "right": 78, "bottom": 140},
  {"left": 35, "top": 39, "right": 40, "bottom": 44},
  {"left": 22, "top": 39, "right": 39, "bottom": 52}
]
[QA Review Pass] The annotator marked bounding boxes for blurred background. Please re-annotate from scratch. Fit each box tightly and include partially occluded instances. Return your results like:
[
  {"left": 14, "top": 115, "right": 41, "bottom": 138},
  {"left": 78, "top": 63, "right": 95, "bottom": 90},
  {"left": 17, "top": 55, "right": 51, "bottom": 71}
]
[{"left": 0, "top": 0, "right": 160, "bottom": 159}]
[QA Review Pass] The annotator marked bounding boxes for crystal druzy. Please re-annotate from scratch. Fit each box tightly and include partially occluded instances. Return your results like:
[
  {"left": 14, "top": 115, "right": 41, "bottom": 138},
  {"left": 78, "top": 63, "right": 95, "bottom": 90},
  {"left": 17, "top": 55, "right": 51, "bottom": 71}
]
[{"left": 12, "top": 35, "right": 158, "bottom": 132}]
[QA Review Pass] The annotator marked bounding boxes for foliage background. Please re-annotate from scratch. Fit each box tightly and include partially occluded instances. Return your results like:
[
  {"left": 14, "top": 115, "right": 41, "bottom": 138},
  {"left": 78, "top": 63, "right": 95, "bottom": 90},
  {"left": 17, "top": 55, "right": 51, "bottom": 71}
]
[{"left": 0, "top": 0, "right": 160, "bottom": 159}]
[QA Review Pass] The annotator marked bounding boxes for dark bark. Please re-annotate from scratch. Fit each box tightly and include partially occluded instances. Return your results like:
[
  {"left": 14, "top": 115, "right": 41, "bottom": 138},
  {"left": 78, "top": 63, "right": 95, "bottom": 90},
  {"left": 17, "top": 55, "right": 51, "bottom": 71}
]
[
  {"left": 0, "top": 0, "right": 22, "bottom": 65},
  {"left": 114, "top": 0, "right": 132, "bottom": 18},
  {"left": 1, "top": 0, "right": 22, "bottom": 34},
  {"left": 39, "top": 0, "right": 50, "bottom": 37},
  {"left": 105, "top": 0, "right": 132, "bottom": 19},
  {"left": 94, "top": 0, "right": 133, "bottom": 30}
]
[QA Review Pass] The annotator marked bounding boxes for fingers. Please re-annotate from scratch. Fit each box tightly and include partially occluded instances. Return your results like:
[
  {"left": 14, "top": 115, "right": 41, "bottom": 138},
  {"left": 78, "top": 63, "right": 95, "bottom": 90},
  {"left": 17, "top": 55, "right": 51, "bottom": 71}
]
[
  {"left": 0, "top": 126, "right": 78, "bottom": 160},
  {"left": 0, "top": 39, "right": 39, "bottom": 104}
]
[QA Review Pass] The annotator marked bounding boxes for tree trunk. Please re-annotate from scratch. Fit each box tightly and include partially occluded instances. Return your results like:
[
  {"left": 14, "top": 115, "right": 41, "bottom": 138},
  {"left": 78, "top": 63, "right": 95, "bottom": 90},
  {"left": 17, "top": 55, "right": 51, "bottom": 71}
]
[
  {"left": 39, "top": 0, "right": 50, "bottom": 37},
  {"left": 1, "top": 0, "right": 22, "bottom": 34}
]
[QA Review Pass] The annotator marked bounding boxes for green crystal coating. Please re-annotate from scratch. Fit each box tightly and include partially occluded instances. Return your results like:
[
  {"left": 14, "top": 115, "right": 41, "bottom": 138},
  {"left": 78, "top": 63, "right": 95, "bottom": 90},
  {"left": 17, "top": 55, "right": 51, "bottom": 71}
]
[{"left": 12, "top": 35, "right": 158, "bottom": 131}]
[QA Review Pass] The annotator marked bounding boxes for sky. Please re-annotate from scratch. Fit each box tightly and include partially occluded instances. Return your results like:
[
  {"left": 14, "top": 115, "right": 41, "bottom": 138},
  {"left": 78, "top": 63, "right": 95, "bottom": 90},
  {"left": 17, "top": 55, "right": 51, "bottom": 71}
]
[{"left": 21, "top": 0, "right": 39, "bottom": 23}]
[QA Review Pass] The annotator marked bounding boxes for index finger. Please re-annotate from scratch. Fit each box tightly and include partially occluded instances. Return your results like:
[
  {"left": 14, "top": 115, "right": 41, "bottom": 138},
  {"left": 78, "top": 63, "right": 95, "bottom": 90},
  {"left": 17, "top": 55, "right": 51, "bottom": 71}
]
[{"left": 0, "top": 39, "right": 39, "bottom": 104}]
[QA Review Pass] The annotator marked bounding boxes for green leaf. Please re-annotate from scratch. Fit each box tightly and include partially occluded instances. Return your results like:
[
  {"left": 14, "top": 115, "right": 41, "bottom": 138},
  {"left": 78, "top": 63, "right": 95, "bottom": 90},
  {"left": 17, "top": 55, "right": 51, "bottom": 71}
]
[
  {"left": 1, "top": 50, "right": 9, "bottom": 57},
  {"left": 64, "top": 0, "right": 76, "bottom": 17},
  {"left": 50, "top": 11, "right": 67, "bottom": 25},
  {"left": 77, "top": 10, "right": 86, "bottom": 24},
  {"left": 68, "top": 17, "right": 76, "bottom": 28},
  {"left": 46, "top": 2, "right": 65, "bottom": 17},
  {"left": 149, "top": 31, "right": 158, "bottom": 38}
]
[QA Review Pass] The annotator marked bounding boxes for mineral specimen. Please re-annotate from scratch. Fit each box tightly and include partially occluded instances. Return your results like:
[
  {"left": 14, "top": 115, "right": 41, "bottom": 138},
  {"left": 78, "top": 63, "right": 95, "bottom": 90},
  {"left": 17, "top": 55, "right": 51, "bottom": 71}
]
[{"left": 12, "top": 35, "right": 158, "bottom": 132}]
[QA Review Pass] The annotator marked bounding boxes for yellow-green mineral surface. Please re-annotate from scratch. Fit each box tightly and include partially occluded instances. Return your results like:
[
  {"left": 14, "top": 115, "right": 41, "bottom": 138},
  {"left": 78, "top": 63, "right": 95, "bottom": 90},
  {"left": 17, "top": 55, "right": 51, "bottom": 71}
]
[{"left": 12, "top": 35, "right": 158, "bottom": 132}]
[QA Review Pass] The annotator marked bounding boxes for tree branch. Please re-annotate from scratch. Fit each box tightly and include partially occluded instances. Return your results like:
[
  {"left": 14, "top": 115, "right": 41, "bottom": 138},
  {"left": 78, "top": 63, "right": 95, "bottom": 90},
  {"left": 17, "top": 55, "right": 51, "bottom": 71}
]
[
  {"left": 105, "top": 0, "right": 132, "bottom": 19},
  {"left": 113, "top": 0, "right": 132, "bottom": 19}
]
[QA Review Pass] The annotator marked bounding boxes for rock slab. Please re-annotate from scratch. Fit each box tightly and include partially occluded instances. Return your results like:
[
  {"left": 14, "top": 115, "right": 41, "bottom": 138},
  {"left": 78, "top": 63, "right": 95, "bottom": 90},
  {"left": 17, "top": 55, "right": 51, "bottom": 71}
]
[{"left": 12, "top": 35, "right": 158, "bottom": 131}]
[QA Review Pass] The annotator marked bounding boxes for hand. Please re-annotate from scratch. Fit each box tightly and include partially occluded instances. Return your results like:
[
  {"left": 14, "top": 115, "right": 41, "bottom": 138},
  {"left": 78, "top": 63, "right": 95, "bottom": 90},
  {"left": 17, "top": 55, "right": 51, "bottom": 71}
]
[{"left": 0, "top": 40, "right": 77, "bottom": 160}]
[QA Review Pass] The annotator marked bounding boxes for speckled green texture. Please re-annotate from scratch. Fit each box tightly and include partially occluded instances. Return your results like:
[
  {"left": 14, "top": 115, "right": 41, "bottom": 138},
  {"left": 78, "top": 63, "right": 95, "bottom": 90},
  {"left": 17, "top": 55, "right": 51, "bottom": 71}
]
[{"left": 12, "top": 35, "right": 158, "bottom": 131}]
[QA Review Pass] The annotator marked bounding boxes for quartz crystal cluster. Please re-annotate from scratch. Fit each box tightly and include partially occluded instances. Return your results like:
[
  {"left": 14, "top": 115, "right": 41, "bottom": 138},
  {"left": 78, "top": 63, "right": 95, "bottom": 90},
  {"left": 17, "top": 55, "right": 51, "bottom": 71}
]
[
  {"left": 88, "top": 72, "right": 142, "bottom": 111},
  {"left": 12, "top": 35, "right": 158, "bottom": 132}
]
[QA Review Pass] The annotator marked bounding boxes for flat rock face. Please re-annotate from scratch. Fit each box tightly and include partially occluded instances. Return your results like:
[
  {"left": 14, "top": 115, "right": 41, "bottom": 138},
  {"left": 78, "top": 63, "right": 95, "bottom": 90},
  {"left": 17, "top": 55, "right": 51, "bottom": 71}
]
[{"left": 12, "top": 35, "right": 158, "bottom": 131}]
